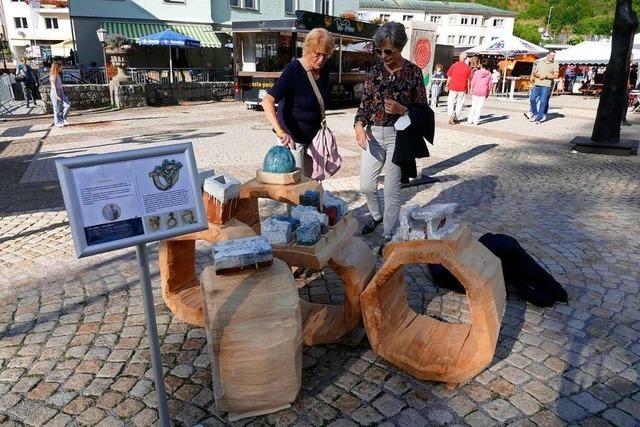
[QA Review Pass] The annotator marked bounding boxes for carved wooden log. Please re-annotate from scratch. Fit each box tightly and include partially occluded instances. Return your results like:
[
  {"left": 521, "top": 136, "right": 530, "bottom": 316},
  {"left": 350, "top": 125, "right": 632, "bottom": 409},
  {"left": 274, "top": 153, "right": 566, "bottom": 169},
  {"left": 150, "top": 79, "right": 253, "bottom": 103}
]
[
  {"left": 159, "top": 218, "right": 256, "bottom": 327},
  {"left": 200, "top": 259, "right": 302, "bottom": 420},
  {"left": 360, "top": 225, "right": 506, "bottom": 385},
  {"left": 273, "top": 214, "right": 376, "bottom": 345}
]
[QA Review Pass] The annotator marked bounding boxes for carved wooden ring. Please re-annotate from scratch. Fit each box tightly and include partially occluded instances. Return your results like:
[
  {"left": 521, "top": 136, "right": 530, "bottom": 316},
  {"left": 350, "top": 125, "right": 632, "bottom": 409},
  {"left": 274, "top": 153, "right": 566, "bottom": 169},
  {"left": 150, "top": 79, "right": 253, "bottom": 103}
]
[{"left": 360, "top": 225, "right": 506, "bottom": 385}]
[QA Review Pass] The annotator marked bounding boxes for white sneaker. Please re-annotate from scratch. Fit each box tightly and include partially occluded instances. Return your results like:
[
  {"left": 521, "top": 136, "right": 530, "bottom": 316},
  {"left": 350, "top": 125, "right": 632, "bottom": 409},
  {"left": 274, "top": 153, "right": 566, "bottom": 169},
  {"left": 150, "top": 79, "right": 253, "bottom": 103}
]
[
  {"left": 540, "top": 115, "right": 547, "bottom": 123},
  {"left": 63, "top": 120, "right": 70, "bottom": 126},
  {"left": 54, "top": 123, "right": 64, "bottom": 128}
]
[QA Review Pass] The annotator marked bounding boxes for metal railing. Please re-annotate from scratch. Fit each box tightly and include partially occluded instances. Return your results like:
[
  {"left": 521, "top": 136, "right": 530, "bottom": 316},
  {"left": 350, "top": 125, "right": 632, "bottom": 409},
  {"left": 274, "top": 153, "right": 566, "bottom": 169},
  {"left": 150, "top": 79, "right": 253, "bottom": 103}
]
[{"left": 129, "top": 68, "right": 233, "bottom": 84}]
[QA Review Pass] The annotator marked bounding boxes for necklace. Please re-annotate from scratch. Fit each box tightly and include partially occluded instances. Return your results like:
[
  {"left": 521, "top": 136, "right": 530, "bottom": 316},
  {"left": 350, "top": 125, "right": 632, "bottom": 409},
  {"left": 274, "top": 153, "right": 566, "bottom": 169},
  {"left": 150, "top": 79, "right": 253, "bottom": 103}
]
[{"left": 384, "top": 60, "right": 404, "bottom": 82}]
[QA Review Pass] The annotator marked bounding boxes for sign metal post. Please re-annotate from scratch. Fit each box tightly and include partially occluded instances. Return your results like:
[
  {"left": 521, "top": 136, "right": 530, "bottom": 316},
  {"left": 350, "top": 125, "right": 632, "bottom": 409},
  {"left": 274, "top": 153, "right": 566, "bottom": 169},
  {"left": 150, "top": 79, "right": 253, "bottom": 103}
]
[{"left": 55, "top": 143, "right": 207, "bottom": 426}]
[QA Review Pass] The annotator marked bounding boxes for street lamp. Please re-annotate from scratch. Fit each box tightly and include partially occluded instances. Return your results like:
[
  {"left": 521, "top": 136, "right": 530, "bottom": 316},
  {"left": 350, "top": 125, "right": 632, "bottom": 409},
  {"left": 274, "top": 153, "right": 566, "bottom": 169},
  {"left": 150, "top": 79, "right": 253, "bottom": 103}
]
[
  {"left": 96, "top": 27, "right": 109, "bottom": 84},
  {"left": 546, "top": 6, "right": 555, "bottom": 39}
]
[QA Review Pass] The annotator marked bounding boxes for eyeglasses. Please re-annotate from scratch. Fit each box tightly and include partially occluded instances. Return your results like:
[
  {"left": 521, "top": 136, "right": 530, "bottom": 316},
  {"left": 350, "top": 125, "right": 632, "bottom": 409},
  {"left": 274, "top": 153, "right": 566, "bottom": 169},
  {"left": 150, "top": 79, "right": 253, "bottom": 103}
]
[
  {"left": 313, "top": 52, "right": 330, "bottom": 58},
  {"left": 374, "top": 48, "right": 394, "bottom": 56}
]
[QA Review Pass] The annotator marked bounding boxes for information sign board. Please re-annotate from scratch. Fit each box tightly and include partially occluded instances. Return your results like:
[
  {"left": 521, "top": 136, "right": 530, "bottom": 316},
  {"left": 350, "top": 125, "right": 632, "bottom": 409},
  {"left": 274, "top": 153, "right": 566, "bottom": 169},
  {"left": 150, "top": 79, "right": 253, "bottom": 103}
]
[{"left": 56, "top": 143, "right": 207, "bottom": 258}]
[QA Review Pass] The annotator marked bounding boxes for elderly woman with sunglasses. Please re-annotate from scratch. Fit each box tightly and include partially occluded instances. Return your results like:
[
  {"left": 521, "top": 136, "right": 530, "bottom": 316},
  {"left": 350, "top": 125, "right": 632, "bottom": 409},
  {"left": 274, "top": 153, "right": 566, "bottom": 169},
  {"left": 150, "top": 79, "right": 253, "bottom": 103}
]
[
  {"left": 354, "top": 22, "right": 428, "bottom": 240},
  {"left": 262, "top": 28, "right": 335, "bottom": 177}
]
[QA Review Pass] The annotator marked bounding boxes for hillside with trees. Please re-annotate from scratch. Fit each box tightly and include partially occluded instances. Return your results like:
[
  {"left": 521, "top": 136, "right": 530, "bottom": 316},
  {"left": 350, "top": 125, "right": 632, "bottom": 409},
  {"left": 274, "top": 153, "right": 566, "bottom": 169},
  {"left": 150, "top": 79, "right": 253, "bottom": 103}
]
[{"left": 451, "top": 0, "right": 640, "bottom": 44}]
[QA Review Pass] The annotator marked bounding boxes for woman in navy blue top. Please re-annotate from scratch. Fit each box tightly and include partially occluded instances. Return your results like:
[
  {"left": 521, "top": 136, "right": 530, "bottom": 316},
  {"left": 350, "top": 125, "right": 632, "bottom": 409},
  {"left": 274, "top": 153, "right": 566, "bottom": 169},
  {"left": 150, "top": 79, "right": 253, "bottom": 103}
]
[{"left": 262, "top": 28, "right": 335, "bottom": 177}]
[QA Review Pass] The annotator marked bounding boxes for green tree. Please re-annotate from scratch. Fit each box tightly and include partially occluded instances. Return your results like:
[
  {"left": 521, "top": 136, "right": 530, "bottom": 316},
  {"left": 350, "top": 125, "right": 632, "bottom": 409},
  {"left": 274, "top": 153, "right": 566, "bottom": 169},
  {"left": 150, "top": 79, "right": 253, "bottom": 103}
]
[{"left": 514, "top": 23, "right": 543, "bottom": 44}]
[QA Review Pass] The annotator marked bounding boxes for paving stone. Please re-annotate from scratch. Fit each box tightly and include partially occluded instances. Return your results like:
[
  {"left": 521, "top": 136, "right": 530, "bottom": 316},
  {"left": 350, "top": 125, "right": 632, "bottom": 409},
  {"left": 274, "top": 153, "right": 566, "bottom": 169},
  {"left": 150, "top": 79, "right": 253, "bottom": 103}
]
[
  {"left": 510, "top": 392, "right": 542, "bottom": 416},
  {"left": 589, "top": 384, "right": 622, "bottom": 405},
  {"left": 571, "top": 392, "right": 608, "bottom": 414},
  {"left": 383, "top": 375, "right": 411, "bottom": 395},
  {"left": 131, "top": 408, "right": 158, "bottom": 426},
  {"left": 530, "top": 410, "right": 565, "bottom": 427},
  {"left": 350, "top": 405, "right": 383, "bottom": 425},
  {"left": 448, "top": 394, "right": 476, "bottom": 417},
  {"left": 83, "top": 378, "right": 112, "bottom": 397},
  {"left": 427, "top": 408, "right": 454, "bottom": 425},
  {"left": 523, "top": 380, "right": 559, "bottom": 404},
  {"left": 27, "top": 381, "right": 59, "bottom": 400},
  {"left": 47, "top": 391, "right": 77, "bottom": 408},
  {"left": 464, "top": 410, "right": 495, "bottom": 427},
  {"left": 114, "top": 398, "right": 145, "bottom": 418},
  {"left": 46, "top": 413, "right": 73, "bottom": 427},
  {"left": 76, "top": 407, "right": 106, "bottom": 426},
  {"left": 63, "top": 396, "right": 92, "bottom": 415},
  {"left": 8, "top": 399, "right": 42, "bottom": 421},
  {"left": 0, "top": 393, "right": 22, "bottom": 411},
  {"left": 170, "top": 364, "right": 194, "bottom": 379},
  {"left": 0, "top": 368, "right": 24, "bottom": 382},
  {"left": 372, "top": 393, "right": 404, "bottom": 417},
  {"left": 605, "top": 376, "right": 638, "bottom": 396},
  {"left": 556, "top": 397, "right": 589, "bottom": 422},
  {"left": 482, "top": 399, "right": 521, "bottom": 423},
  {"left": 601, "top": 408, "right": 637, "bottom": 427},
  {"left": 500, "top": 366, "right": 531, "bottom": 385},
  {"left": 327, "top": 419, "right": 358, "bottom": 427},
  {"left": 11, "top": 376, "right": 40, "bottom": 393},
  {"left": 616, "top": 398, "right": 640, "bottom": 419},
  {"left": 331, "top": 393, "right": 362, "bottom": 414},
  {"left": 351, "top": 381, "right": 381, "bottom": 402},
  {"left": 95, "top": 416, "right": 124, "bottom": 427}
]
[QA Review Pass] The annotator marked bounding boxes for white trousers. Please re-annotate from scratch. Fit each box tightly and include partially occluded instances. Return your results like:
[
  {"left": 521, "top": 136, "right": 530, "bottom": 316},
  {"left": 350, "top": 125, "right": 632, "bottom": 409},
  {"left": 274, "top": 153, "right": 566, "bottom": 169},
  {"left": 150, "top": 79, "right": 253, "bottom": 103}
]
[
  {"left": 447, "top": 90, "right": 466, "bottom": 119},
  {"left": 360, "top": 126, "right": 402, "bottom": 238},
  {"left": 275, "top": 137, "right": 313, "bottom": 178},
  {"left": 468, "top": 95, "right": 486, "bottom": 124}
]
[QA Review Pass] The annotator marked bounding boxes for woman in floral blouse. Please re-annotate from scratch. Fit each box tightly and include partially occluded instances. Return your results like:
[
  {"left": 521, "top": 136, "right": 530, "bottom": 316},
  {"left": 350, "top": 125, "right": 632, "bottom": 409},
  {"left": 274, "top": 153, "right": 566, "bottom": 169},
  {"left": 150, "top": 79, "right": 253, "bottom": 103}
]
[{"left": 354, "top": 22, "right": 427, "bottom": 242}]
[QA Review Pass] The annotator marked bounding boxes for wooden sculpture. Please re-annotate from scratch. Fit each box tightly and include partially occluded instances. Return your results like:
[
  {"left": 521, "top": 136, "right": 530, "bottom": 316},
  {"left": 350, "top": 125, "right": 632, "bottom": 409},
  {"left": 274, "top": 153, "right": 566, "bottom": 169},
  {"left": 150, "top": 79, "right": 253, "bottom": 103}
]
[
  {"left": 361, "top": 224, "right": 506, "bottom": 385},
  {"left": 272, "top": 214, "right": 376, "bottom": 345},
  {"left": 200, "top": 259, "right": 303, "bottom": 421},
  {"left": 159, "top": 194, "right": 256, "bottom": 327}
]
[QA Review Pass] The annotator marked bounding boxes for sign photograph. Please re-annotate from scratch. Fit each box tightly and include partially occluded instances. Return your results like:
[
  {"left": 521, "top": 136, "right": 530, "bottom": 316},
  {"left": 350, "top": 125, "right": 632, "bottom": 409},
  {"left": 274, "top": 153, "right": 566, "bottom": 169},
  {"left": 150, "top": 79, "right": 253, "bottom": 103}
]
[{"left": 56, "top": 143, "right": 207, "bottom": 258}]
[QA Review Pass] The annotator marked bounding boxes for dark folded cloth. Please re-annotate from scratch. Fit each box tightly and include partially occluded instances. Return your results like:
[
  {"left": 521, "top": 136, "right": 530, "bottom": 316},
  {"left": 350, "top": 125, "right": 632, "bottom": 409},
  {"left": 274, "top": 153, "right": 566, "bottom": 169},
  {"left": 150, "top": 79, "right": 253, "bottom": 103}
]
[{"left": 428, "top": 233, "right": 568, "bottom": 307}]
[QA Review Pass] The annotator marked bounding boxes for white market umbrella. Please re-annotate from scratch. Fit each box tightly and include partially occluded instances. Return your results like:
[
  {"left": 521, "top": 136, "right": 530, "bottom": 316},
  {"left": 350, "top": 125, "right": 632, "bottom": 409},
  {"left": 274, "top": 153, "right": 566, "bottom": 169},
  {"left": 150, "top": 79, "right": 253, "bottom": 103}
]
[
  {"left": 465, "top": 35, "right": 548, "bottom": 93},
  {"left": 555, "top": 40, "right": 612, "bottom": 65}
]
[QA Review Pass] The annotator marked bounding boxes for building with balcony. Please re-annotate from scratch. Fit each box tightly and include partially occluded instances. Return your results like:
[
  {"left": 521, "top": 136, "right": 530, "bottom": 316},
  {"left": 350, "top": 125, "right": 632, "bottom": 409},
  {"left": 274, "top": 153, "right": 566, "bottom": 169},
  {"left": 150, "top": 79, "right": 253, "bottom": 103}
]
[
  {"left": 1, "top": 0, "right": 72, "bottom": 64},
  {"left": 358, "top": 0, "right": 516, "bottom": 52}
]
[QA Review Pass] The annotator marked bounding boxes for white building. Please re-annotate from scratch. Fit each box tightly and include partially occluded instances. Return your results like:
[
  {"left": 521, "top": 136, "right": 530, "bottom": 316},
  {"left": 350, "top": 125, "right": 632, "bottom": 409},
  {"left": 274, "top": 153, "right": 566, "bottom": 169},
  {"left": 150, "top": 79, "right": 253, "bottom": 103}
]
[
  {"left": 358, "top": 0, "right": 515, "bottom": 51},
  {"left": 1, "top": 0, "right": 72, "bottom": 64}
]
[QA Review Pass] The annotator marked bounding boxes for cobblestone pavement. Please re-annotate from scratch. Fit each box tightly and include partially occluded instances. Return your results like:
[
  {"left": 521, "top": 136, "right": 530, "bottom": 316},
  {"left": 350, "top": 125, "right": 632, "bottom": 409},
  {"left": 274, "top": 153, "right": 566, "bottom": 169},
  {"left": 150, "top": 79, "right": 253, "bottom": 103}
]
[{"left": 0, "top": 96, "right": 639, "bottom": 426}]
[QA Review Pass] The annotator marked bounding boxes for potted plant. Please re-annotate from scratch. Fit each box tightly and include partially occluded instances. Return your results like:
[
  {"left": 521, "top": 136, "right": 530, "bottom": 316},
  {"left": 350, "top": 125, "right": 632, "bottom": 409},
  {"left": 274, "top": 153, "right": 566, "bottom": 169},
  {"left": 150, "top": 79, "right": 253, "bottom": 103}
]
[{"left": 104, "top": 34, "right": 134, "bottom": 84}]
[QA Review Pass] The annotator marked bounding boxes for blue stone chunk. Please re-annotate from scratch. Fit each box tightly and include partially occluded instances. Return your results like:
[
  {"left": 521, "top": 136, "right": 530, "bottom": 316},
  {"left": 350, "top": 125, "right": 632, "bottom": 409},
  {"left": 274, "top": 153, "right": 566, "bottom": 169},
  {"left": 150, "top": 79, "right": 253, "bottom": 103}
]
[
  {"left": 272, "top": 215, "right": 300, "bottom": 231},
  {"left": 296, "top": 220, "right": 321, "bottom": 246},
  {"left": 263, "top": 146, "right": 296, "bottom": 174},
  {"left": 300, "top": 190, "right": 320, "bottom": 210}
]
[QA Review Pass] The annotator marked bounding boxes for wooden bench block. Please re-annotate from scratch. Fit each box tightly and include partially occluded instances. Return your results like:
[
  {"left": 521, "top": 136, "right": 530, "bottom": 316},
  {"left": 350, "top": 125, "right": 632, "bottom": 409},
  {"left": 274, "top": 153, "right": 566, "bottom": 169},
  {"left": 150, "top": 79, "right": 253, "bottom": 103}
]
[
  {"left": 200, "top": 259, "right": 302, "bottom": 419},
  {"left": 361, "top": 224, "right": 506, "bottom": 385}
]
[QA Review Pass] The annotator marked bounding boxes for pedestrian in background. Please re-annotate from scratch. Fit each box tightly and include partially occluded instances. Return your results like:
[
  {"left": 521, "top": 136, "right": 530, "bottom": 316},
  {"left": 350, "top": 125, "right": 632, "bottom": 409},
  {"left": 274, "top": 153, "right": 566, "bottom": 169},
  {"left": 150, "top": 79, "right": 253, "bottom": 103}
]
[
  {"left": 524, "top": 50, "right": 559, "bottom": 124},
  {"left": 468, "top": 60, "right": 492, "bottom": 125},
  {"left": 49, "top": 61, "right": 71, "bottom": 127},
  {"left": 430, "top": 63, "right": 445, "bottom": 108},
  {"left": 16, "top": 63, "right": 37, "bottom": 108},
  {"left": 491, "top": 68, "right": 501, "bottom": 94},
  {"left": 445, "top": 52, "right": 472, "bottom": 125}
]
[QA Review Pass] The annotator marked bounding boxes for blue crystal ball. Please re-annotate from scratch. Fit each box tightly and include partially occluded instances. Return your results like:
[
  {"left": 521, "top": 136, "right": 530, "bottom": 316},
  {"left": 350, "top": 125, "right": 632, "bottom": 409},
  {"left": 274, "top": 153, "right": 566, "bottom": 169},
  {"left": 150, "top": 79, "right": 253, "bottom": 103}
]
[{"left": 263, "top": 146, "right": 296, "bottom": 174}]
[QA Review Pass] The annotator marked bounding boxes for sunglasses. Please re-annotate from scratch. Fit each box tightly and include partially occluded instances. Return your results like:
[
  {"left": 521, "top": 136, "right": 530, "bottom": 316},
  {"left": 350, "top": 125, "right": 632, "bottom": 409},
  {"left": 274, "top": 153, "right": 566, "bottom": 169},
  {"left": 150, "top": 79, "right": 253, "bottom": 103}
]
[{"left": 374, "top": 48, "right": 394, "bottom": 55}]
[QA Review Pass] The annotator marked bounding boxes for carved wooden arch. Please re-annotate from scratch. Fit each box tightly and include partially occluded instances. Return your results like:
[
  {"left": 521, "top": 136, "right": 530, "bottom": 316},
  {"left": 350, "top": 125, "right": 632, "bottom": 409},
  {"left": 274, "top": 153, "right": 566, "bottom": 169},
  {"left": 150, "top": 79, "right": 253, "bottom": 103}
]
[
  {"left": 272, "top": 215, "right": 376, "bottom": 346},
  {"left": 360, "top": 224, "right": 506, "bottom": 385},
  {"left": 236, "top": 177, "right": 375, "bottom": 346}
]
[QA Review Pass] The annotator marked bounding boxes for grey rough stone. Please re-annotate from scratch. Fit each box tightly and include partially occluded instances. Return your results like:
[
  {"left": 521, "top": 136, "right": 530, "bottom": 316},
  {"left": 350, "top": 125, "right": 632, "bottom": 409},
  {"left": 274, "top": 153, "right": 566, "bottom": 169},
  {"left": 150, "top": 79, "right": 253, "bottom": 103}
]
[
  {"left": 396, "top": 408, "right": 428, "bottom": 426},
  {"left": 427, "top": 408, "right": 454, "bottom": 425}
]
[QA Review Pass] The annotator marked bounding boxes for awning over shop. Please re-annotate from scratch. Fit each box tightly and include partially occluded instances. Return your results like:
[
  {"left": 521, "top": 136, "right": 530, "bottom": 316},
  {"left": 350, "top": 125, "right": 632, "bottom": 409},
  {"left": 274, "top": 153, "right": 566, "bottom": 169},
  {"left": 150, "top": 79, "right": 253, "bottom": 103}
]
[{"left": 101, "top": 21, "right": 225, "bottom": 48}]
